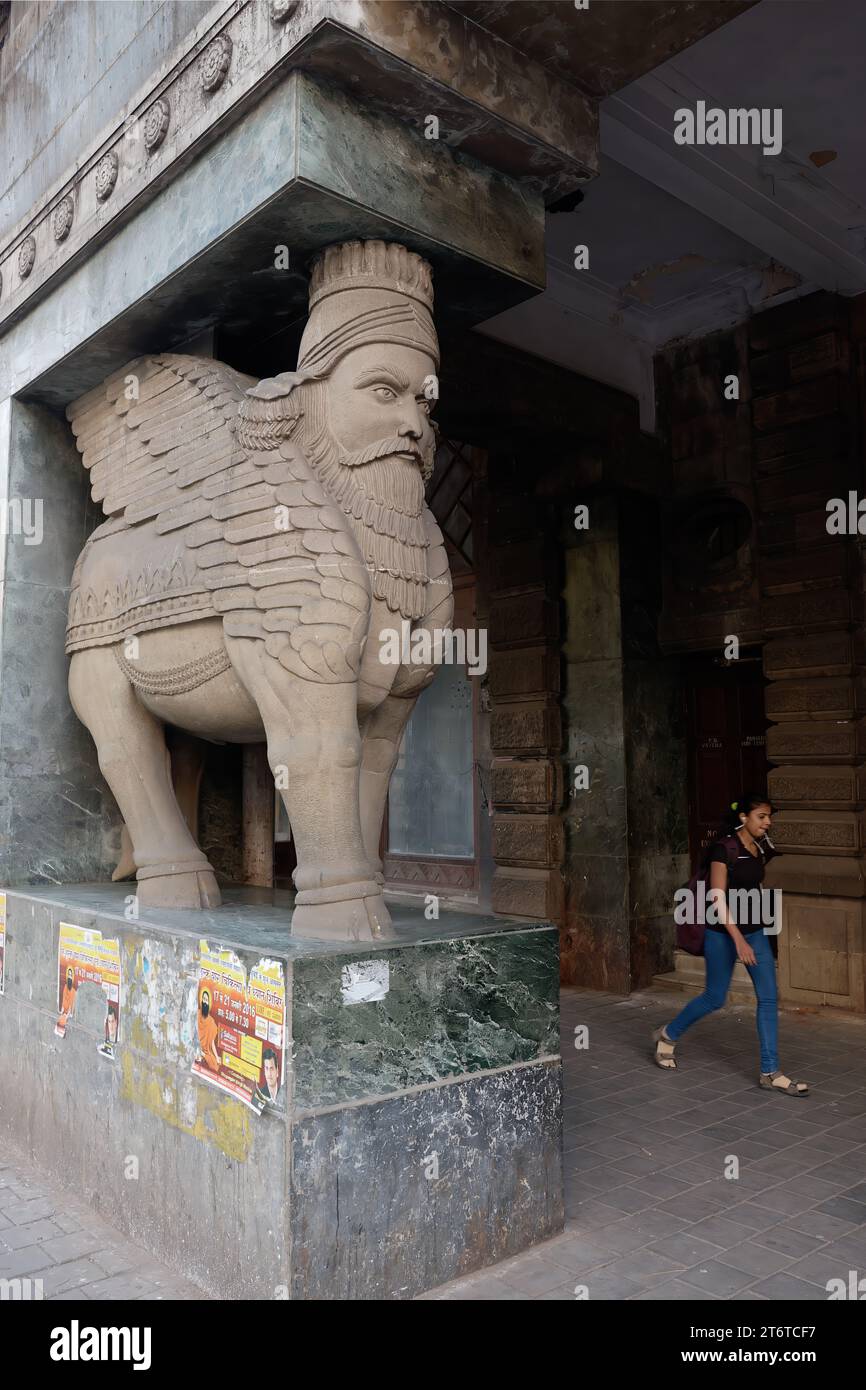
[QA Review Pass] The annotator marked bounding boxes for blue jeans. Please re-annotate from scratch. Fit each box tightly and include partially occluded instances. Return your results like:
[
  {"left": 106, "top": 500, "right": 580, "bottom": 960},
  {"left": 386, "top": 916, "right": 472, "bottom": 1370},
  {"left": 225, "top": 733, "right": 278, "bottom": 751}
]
[{"left": 666, "top": 928, "right": 779, "bottom": 1073}]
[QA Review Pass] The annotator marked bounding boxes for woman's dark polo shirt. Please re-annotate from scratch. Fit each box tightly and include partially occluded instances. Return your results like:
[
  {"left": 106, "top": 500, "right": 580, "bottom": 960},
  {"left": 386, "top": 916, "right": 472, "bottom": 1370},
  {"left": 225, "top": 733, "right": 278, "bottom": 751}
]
[{"left": 706, "top": 837, "right": 766, "bottom": 935}]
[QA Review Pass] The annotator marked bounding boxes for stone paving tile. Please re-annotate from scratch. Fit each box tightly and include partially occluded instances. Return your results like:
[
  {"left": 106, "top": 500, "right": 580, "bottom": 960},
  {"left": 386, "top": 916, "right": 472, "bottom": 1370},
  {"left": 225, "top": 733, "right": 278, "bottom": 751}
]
[
  {"left": 678, "top": 1260, "right": 757, "bottom": 1297},
  {"left": 715, "top": 1240, "right": 793, "bottom": 1277},
  {"left": 1, "top": 1218, "right": 62, "bottom": 1250},
  {"left": 686, "top": 1213, "right": 760, "bottom": 1248},
  {"left": 786, "top": 1209, "right": 857, "bottom": 1243},
  {"left": 0, "top": 1143, "right": 203, "bottom": 1301},
  {"left": 581, "top": 1267, "right": 645, "bottom": 1300},
  {"left": 631, "top": 1278, "right": 721, "bottom": 1301},
  {"left": 821, "top": 1197, "right": 866, "bottom": 1225},
  {"left": 786, "top": 1249, "right": 860, "bottom": 1289},
  {"left": 749, "top": 1271, "right": 829, "bottom": 1300}
]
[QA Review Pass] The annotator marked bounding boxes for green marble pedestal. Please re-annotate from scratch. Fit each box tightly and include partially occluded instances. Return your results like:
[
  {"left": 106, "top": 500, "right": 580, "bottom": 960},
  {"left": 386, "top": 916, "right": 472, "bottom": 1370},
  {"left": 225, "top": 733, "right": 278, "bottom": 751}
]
[{"left": 0, "top": 886, "right": 563, "bottom": 1299}]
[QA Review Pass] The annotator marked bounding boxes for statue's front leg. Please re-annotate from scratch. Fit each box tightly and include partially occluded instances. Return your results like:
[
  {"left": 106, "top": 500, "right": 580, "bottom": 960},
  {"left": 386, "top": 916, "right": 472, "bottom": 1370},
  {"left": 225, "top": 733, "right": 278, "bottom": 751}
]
[
  {"left": 359, "top": 687, "right": 429, "bottom": 875},
  {"left": 225, "top": 635, "right": 389, "bottom": 941}
]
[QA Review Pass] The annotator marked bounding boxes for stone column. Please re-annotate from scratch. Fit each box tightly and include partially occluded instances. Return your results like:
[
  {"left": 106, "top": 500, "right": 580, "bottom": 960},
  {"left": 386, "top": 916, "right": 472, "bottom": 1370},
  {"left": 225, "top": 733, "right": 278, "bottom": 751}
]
[{"left": 755, "top": 294, "right": 866, "bottom": 1011}]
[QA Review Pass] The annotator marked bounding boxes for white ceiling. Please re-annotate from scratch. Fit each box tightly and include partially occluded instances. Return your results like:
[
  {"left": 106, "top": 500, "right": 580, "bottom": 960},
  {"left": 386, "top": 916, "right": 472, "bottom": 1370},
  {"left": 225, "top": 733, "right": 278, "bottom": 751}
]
[{"left": 479, "top": 0, "right": 866, "bottom": 432}]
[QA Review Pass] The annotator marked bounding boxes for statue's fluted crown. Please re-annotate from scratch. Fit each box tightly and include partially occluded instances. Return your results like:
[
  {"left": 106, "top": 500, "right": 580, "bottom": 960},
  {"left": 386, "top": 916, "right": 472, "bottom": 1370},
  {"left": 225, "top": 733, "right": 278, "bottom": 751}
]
[
  {"left": 297, "top": 239, "right": 439, "bottom": 376},
  {"left": 307, "top": 240, "right": 434, "bottom": 312}
]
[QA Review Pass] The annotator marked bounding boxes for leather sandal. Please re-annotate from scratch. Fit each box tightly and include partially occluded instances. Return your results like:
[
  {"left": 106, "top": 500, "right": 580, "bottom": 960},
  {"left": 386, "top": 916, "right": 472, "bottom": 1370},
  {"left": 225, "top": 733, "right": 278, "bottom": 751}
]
[
  {"left": 759, "top": 1070, "right": 809, "bottom": 1097},
  {"left": 652, "top": 1026, "right": 677, "bottom": 1070}
]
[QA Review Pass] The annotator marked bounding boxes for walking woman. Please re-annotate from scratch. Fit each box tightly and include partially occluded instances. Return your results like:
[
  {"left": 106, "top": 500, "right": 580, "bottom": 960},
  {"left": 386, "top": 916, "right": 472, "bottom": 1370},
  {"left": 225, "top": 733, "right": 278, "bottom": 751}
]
[{"left": 653, "top": 793, "right": 809, "bottom": 1097}]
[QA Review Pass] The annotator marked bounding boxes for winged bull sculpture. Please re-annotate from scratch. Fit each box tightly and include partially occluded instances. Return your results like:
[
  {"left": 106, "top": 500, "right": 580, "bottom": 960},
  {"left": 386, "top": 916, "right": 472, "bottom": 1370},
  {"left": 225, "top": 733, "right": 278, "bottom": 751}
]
[{"left": 65, "top": 241, "right": 453, "bottom": 940}]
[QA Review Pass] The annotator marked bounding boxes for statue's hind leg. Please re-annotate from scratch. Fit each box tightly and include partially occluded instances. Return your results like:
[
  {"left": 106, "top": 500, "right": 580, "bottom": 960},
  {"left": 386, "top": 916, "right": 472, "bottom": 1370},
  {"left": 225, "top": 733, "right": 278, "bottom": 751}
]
[
  {"left": 111, "top": 720, "right": 209, "bottom": 883},
  {"left": 69, "top": 648, "right": 221, "bottom": 909},
  {"left": 225, "top": 635, "right": 390, "bottom": 941}
]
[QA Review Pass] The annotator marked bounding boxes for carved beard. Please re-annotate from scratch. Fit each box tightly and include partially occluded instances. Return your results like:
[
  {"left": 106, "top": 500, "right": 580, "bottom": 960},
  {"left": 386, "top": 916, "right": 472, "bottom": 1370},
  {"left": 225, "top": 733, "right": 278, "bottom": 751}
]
[{"left": 297, "top": 383, "right": 431, "bottom": 621}]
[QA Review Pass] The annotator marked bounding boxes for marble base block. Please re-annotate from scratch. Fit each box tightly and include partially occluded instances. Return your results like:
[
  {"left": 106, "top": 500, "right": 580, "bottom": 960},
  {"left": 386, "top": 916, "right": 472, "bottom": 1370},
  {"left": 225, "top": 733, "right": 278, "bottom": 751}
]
[{"left": 0, "top": 885, "right": 563, "bottom": 1299}]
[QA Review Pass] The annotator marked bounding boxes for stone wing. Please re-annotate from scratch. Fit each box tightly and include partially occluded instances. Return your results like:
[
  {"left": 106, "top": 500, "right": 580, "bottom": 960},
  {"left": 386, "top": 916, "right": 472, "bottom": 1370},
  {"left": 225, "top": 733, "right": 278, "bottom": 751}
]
[
  {"left": 67, "top": 355, "right": 370, "bottom": 681},
  {"left": 184, "top": 433, "right": 371, "bottom": 683},
  {"left": 67, "top": 353, "right": 254, "bottom": 524}
]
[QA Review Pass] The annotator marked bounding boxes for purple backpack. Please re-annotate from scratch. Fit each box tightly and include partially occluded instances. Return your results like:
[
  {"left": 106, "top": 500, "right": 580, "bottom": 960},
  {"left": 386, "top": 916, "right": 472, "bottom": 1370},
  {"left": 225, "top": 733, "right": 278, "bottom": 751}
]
[{"left": 675, "top": 835, "right": 741, "bottom": 956}]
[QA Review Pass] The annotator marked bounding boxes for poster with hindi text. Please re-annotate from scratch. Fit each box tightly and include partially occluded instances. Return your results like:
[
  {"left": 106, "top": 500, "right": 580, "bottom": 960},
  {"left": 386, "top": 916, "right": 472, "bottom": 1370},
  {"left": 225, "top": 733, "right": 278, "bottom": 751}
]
[
  {"left": 192, "top": 941, "right": 286, "bottom": 1114},
  {"left": 55, "top": 921, "right": 121, "bottom": 1058}
]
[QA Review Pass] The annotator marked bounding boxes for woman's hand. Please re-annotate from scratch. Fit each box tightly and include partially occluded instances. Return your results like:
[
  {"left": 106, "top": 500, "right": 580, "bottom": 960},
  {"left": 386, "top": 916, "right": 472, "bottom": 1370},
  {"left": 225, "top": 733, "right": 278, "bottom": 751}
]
[{"left": 734, "top": 934, "right": 756, "bottom": 966}]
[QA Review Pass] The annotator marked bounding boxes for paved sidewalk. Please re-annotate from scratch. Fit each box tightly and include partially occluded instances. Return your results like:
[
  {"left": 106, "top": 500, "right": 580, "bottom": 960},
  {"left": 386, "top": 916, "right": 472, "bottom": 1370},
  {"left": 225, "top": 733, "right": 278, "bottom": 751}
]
[
  {"left": 4, "top": 987, "right": 865, "bottom": 1302},
  {"left": 0, "top": 1147, "right": 204, "bottom": 1300},
  {"left": 422, "top": 986, "right": 866, "bottom": 1300}
]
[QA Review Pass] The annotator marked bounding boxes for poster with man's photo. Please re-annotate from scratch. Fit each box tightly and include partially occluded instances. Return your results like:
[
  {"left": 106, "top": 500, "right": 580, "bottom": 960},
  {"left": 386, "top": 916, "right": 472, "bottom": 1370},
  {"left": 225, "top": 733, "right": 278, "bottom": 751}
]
[
  {"left": 192, "top": 941, "right": 286, "bottom": 1115},
  {"left": 54, "top": 921, "right": 121, "bottom": 1058}
]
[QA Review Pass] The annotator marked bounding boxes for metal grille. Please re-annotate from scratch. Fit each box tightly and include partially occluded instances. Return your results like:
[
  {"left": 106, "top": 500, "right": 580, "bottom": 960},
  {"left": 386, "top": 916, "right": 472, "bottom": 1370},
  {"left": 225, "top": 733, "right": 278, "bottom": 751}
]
[{"left": 427, "top": 438, "right": 474, "bottom": 575}]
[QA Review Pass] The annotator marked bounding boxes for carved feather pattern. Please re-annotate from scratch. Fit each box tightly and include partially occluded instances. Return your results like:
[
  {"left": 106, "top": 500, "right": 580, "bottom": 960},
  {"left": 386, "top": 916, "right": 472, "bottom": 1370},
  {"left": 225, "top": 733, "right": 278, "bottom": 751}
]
[{"left": 66, "top": 355, "right": 371, "bottom": 683}]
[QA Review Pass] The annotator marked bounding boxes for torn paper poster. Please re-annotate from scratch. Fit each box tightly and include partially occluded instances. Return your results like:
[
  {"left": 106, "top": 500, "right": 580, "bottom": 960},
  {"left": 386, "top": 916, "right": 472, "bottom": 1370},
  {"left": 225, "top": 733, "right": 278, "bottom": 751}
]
[
  {"left": 54, "top": 921, "right": 121, "bottom": 1059},
  {"left": 192, "top": 941, "right": 286, "bottom": 1114},
  {"left": 341, "top": 959, "right": 390, "bottom": 1004}
]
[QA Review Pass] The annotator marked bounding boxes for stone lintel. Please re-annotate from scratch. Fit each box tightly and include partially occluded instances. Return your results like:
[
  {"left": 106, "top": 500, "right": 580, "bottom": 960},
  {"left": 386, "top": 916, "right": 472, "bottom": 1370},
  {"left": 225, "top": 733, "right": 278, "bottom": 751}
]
[
  {"left": 11, "top": 71, "right": 544, "bottom": 408},
  {"left": 0, "top": 0, "right": 595, "bottom": 338}
]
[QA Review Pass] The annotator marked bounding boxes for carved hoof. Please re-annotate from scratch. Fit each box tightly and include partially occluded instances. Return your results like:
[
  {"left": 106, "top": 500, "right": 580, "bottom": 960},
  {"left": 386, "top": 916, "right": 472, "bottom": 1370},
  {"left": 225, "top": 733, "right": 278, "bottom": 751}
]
[
  {"left": 136, "top": 868, "right": 221, "bottom": 910},
  {"left": 291, "top": 892, "right": 393, "bottom": 942}
]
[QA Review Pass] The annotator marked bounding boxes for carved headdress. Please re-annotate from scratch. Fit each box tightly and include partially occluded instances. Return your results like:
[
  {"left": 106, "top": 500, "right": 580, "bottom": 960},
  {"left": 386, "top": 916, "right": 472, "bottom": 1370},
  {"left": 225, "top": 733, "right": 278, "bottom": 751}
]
[
  {"left": 296, "top": 240, "right": 439, "bottom": 376},
  {"left": 237, "top": 238, "right": 439, "bottom": 450}
]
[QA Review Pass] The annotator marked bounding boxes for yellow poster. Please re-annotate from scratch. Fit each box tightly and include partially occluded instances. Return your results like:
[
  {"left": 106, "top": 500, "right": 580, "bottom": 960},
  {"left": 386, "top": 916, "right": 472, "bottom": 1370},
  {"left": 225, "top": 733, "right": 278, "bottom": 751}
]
[
  {"left": 192, "top": 941, "right": 286, "bottom": 1114},
  {"left": 55, "top": 922, "right": 121, "bottom": 1058}
]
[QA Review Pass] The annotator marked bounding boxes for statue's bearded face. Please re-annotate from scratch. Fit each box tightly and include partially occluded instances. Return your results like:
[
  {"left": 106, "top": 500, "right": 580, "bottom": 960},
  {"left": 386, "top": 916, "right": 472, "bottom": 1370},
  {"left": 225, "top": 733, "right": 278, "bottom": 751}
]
[
  {"left": 297, "top": 341, "right": 438, "bottom": 620},
  {"left": 321, "top": 344, "right": 437, "bottom": 510}
]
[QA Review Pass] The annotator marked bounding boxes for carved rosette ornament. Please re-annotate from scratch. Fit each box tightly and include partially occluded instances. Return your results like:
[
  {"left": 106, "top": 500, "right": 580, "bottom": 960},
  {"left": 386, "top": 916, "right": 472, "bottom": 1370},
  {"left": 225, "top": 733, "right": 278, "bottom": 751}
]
[
  {"left": 270, "top": 0, "right": 300, "bottom": 22},
  {"left": 18, "top": 236, "right": 36, "bottom": 280},
  {"left": 53, "top": 195, "right": 75, "bottom": 243},
  {"left": 143, "top": 98, "right": 170, "bottom": 153},
  {"left": 95, "top": 151, "right": 119, "bottom": 202},
  {"left": 200, "top": 34, "right": 232, "bottom": 91}
]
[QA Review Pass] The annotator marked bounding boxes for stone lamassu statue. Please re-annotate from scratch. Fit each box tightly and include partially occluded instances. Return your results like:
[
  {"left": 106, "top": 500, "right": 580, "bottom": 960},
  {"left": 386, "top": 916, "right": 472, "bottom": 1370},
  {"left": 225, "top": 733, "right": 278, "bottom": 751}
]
[{"left": 66, "top": 241, "right": 453, "bottom": 939}]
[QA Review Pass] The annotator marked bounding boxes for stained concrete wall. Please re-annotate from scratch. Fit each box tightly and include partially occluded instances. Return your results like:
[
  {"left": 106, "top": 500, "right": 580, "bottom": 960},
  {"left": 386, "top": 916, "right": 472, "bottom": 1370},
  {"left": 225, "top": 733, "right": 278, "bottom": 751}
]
[
  {"left": 0, "top": 399, "right": 119, "bottom": 884},
  {"left": 1, "top": 0, "right": 216, "bottom": 229}
]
